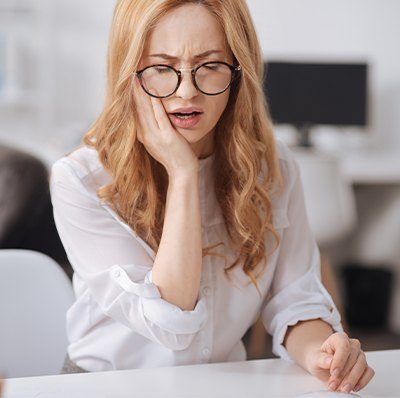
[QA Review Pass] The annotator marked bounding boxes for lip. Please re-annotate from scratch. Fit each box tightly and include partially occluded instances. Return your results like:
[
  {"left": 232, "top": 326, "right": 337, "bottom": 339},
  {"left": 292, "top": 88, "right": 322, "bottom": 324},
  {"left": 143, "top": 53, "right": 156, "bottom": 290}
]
[
  {"left": 168, "top": 106, "right": 204, "bottom": 114},
  {"left": 169, "top": 112, "right": 202, "bottom": 129}
]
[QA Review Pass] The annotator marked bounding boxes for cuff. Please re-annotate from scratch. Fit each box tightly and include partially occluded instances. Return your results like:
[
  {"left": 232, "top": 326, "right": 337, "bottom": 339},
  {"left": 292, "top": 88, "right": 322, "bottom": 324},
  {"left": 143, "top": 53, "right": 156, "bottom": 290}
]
[
  {"left": 111, "top": 266, "right": 207, "bottom": 335},
  {"left": 109, "top": 265, "right": 161, "bottom": 298},
  {"left": 142, "top": 270, "right": 208, "bottom": 335},
  {"left": 273, "top": 307, "right": 343, "bottom": 362}
]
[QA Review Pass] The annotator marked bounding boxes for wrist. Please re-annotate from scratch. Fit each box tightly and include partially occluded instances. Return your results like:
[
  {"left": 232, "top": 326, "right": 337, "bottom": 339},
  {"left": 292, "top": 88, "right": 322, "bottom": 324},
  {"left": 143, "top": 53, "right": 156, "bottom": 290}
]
[
  {"left": 284, "top": 319, "right": 333, "bottom": 372},
  {"left": 168, "top": 170, "right": 199, "bottom": 186},
  {"left": 166, "top": 158, "right": 199, "bottom": 179}
]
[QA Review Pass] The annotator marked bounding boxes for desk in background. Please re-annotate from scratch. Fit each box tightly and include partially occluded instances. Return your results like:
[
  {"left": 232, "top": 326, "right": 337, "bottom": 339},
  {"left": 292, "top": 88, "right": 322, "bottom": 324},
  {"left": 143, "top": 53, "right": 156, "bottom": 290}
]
[
  {"left": 341, "top": 150, "right": 400, "bottom": 185},
  {"left": 3, "top": 350, "right": 399, "bottom": 398}
]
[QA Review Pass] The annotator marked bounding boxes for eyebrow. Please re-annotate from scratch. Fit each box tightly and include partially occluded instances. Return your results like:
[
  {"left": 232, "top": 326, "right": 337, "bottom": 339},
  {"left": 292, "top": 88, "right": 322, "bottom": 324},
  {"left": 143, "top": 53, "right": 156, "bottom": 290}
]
[{"left": 147, "top": 50, "right": 224, "bottom": 60}]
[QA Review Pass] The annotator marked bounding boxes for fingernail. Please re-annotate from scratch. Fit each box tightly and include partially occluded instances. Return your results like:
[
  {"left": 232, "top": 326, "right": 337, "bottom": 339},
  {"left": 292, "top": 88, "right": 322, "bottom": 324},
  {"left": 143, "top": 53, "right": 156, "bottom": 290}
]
[
  {"left": 328, "top": 382, "right": 337, "bottom": 391},
  {"left": 331, "top": 368, "right": 340, "bottom": 377},
  {"left": 342, "top": 383, "right": 352, "bottom": 393}
]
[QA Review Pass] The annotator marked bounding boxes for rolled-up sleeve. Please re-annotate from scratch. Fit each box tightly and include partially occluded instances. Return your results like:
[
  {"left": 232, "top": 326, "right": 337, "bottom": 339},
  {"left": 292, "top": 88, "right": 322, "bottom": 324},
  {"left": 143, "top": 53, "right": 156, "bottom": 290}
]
[
  {"left": 261, "top": 145, "right": 343, "bottom": 361},
  {"left": 50, "top": 160, "right": 207, "bottom": 351}
]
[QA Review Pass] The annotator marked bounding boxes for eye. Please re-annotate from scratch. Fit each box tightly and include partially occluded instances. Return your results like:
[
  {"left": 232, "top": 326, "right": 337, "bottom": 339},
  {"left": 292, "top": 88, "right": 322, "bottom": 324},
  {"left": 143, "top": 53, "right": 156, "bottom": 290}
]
[
  {"left": 204, "top": 63, "right": 221, "bottom": 71},
  {"left": 154, "top": 66, "right": 173, "bottom": 74}
]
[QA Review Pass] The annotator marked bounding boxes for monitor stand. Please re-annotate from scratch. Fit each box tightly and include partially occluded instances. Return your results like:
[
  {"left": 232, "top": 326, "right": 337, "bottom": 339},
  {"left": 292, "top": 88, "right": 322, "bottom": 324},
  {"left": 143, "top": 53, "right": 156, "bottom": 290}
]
[{"left": 296, "top": 124, "right": 313, "bottom": 147}]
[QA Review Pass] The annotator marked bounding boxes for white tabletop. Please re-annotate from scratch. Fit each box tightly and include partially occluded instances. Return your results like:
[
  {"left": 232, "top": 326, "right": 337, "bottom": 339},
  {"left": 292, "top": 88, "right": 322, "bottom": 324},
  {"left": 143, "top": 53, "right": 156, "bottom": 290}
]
[
  {"left": 2, "top": 350, "right": 399, "bottom": 398},
  {"left": 340, "top": 151, "right": 400, "bottom": 184}
]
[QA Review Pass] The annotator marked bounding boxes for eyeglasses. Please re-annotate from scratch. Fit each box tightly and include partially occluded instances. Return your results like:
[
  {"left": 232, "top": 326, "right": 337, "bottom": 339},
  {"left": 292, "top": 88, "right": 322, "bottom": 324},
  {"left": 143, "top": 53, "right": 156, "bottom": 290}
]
[{"left": 135, "top": 61, "right": 242, "bottom": 98}]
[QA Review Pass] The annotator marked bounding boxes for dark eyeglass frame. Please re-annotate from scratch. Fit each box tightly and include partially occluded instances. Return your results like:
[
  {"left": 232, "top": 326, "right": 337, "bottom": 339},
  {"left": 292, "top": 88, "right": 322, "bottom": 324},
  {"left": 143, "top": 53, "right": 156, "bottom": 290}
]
[{"left": 135, "top": 61, "right": 242, "bottom": 98}]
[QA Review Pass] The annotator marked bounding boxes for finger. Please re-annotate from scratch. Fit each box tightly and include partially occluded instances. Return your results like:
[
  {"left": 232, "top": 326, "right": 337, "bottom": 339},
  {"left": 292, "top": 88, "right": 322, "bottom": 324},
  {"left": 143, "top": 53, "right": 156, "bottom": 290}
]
[
  {"left": 336, "top": 351, "right": 368, "bottom": 393},
  {"left": 133, "top": 78, "right": 160, "bottom": 141},
  {"left": 151, "top": 95, "right": 173, "bottom": 132},
  {"left": 134, "top": 79, "right": 156, "bottom": 124},
  {"left": 325, "top": 333, "right": 351, "bottom": 379},
  {"left": 328, "top": 339, "right": 361, "bottom": 387},
  {"left": 354, "top": 366, "right": 375, "bottom": 392},
  {"left": 316, "top": 353, "right": 333, "bottom": 371},
  {"left": 335, "top": 339, "right": 361, "bottom": 379}
]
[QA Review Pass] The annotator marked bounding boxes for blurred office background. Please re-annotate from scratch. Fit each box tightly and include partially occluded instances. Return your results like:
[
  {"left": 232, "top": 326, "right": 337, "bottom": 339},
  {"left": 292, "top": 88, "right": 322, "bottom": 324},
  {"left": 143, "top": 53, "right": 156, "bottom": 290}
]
[{"left": 0, "top": 0, "right": 399, "bottom": 364}]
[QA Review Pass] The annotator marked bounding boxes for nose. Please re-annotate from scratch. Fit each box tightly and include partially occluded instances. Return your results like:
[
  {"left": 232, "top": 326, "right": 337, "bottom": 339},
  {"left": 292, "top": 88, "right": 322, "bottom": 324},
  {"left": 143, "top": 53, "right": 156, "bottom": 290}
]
[{"left": 175, "top": 69, "right": 198, "bottom": 100}]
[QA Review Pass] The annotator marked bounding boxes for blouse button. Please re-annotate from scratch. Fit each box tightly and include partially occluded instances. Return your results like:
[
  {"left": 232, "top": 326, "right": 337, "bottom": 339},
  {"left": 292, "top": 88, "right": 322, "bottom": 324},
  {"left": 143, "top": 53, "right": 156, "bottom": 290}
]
[
  {"left": 202, "top": 347, "right": 211, "bottom": 357},
  {"left": 113, "top": 270, "right": 121, "bottom": 278},
  {"left": 202, "top": 287, "right": 211, "bottom": 296}
]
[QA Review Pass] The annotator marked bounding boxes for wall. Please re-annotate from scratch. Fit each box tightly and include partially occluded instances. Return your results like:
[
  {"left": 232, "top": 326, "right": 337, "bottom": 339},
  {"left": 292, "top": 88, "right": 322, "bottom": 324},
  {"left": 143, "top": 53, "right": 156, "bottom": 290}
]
[
  {"left": 247, "top": 0, "right": 400, "bottom": 150},
  {"left": 52, "top": 0, "right": 114, "bottom": 143}
]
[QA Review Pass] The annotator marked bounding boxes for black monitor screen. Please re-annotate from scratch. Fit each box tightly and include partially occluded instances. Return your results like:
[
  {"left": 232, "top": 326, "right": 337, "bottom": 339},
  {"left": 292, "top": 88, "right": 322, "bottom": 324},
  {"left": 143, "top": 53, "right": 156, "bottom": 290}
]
[{"left": 263, "top": 61, "right": 368, "bottom": 127}]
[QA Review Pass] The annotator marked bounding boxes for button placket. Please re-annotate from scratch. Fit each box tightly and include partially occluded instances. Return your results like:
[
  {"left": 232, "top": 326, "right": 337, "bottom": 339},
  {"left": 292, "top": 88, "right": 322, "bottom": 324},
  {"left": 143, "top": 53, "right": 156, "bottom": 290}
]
[{"left": 199, "top": 245, "right": 215, "bottom": 363}]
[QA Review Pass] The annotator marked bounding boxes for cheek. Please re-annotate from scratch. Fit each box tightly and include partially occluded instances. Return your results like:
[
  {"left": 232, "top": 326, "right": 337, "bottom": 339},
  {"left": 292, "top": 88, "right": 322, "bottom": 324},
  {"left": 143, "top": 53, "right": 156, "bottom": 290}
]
[{"left": 206, "top": 93, "right": 230, "bottom": 124}]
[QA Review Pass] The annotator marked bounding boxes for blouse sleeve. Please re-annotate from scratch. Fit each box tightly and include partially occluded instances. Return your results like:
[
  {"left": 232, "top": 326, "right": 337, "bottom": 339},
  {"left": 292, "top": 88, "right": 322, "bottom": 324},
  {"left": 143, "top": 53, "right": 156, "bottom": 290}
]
[
  {"left": 261, "top": 144, "right": 343, "bottom": 361},
  {"left": 50, "top": 160, "right": 207, "bottom": 351}
]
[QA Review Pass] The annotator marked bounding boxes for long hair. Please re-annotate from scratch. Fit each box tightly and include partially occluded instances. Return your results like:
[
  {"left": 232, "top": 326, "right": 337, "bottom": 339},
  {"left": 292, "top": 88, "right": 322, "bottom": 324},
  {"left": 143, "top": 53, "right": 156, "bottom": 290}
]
[{"left": 84, "top": 0, "right": 282, "bottom": 287}]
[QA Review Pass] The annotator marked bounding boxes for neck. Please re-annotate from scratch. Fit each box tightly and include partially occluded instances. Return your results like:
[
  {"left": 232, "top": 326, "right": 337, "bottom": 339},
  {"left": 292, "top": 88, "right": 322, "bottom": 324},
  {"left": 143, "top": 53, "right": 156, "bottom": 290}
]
[{"left": 190, "top": 129, "right": 215, "bottom": 159}]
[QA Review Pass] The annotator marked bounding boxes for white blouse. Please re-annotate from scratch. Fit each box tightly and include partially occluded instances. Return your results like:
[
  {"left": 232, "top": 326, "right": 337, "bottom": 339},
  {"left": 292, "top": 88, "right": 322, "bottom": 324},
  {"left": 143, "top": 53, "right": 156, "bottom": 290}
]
[{"left": 50, "top": 140, "right": 342, "bottom": 372}]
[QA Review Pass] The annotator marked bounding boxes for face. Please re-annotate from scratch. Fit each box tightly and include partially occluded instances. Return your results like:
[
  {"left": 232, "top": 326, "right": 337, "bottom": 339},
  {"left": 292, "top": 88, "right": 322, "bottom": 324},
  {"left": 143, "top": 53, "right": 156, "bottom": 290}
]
[{"left": 139, "top": 4, "right": 233, "bottom": 158}]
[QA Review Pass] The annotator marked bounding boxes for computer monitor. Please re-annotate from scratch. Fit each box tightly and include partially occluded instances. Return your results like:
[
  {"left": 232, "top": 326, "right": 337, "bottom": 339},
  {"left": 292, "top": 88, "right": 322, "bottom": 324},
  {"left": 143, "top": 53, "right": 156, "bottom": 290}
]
[{"left": 263, "top": 61, "right": 368, "bottom": 146}]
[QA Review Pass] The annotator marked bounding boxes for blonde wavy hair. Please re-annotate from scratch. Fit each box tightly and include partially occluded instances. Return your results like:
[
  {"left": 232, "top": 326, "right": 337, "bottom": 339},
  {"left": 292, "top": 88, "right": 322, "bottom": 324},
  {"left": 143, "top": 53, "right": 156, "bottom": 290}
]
[{"left": 84, "top": 0, "right": 282, "bottom": 286}]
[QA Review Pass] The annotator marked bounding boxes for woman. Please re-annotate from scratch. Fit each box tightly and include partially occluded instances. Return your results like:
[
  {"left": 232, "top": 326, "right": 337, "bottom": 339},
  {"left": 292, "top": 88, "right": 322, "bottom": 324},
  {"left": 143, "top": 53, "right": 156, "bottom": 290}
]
[{"left": 51, "top": 0, "right": 374, "bottom": 393}]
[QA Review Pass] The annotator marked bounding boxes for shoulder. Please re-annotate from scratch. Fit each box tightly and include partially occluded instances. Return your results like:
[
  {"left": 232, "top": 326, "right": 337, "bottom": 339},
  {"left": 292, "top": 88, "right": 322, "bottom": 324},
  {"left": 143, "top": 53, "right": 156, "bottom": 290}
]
[
  {"left": 50, "top": 145, "right": 111, "bottom": 197},
  {"left": 276, "top": 139, "right": 298, "bottom": 174},
  {"left": 260, "top": 139, "right": 299, "bottom": 194},
  {"left": 275, "top": 139, "right": 300, "bottom": 193},
  {"left": 264, "top": 139, "right": 301, "bottom": 213}
]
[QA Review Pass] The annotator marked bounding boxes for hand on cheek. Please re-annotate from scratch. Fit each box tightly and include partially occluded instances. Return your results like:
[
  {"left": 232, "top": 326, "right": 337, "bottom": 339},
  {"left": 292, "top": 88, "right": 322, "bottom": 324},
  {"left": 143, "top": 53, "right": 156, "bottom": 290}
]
[{"left": 132, "top": 78, "right": 198, "bottom": 176}]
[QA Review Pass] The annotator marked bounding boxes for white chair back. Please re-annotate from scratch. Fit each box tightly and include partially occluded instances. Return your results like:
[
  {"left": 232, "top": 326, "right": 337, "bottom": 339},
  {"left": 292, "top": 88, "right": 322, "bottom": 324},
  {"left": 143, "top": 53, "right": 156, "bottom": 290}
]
[
  {"left": 294, "top": 149, "right": 357, "bottom": 247},
  {"left": 0, "top": 250, "right": 74, "bottom": 378}
]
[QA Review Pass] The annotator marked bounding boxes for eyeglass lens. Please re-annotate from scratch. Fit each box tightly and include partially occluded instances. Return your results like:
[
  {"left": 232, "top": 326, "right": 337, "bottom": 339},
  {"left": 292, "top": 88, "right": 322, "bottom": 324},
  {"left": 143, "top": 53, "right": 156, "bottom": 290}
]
[{"left": 140, "top": 63, "right": 233, "bottom": 97}]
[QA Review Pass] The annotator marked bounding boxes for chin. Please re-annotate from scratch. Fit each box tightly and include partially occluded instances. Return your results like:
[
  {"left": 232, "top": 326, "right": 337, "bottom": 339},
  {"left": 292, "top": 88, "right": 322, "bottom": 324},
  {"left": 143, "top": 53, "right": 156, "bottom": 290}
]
[{"left": 176, "top": 128, "right": 208, "bottom": 143}]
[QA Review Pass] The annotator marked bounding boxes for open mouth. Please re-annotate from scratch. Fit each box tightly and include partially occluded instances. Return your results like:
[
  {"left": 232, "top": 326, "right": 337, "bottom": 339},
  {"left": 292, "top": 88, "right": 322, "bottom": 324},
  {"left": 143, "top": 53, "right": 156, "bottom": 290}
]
[
  {"left": 169, "top": 111, "right": 202, "bottom": 128},
  {"left": 171, "top": 111, "right": 202, "bottom": 119}
]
